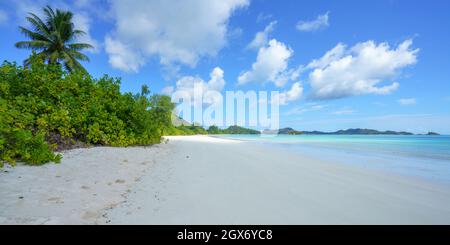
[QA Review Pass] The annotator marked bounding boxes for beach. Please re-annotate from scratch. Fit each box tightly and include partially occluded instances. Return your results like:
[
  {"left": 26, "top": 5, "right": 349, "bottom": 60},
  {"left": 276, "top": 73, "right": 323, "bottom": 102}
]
[{"left": 1, "top": 135, "right": 450, "bottom": 224}]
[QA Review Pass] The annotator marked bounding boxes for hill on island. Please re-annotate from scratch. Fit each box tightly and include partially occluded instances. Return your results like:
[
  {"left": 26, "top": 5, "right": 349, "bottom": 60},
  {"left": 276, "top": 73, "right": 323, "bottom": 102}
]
[{"left": 265, "top": 128, "right": 418, "bottom": 135}]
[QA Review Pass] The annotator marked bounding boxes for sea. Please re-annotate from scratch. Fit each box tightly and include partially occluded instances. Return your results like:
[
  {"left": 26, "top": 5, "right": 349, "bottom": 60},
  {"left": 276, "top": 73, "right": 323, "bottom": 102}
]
[{"left": 217, "top": 134, "right": 450, "bottom": 184}]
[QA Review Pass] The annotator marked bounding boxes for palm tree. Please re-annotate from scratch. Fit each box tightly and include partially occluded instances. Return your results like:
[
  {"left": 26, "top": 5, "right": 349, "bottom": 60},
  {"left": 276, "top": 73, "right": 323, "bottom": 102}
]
[{"left": 15, "top": 5, "right": 93, "bottom": 72}]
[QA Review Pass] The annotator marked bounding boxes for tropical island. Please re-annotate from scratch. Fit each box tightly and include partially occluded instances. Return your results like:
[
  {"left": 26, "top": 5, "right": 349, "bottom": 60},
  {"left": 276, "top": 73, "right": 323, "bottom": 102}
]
[{"left": 270, "top": 128, "right": 416, "bottom": 135}]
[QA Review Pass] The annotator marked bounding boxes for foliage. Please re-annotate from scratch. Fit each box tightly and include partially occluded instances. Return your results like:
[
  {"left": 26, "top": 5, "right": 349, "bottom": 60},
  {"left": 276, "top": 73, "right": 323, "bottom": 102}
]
[
  {"left": 207, "top": 125, "right": 221, "bottom": 134},
  {"left": 0, "top": 57, "right": 174, "bottom": 166},
  {"left": 221, "top": 125, "right": 260, "bottom": 134},
  {"left": 205, "top": 125, "right": 260, "bottom": 135},
  {"left": 15, "top": 5, "right": 93, "bottom": 72},
  {"left": 166, "top": 125, "right": 208, "bottom": 135}
]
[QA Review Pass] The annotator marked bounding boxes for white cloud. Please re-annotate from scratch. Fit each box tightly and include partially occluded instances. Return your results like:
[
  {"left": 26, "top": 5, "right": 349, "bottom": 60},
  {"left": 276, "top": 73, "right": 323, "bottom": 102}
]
[
  {"left": 72, "top": 13, "right": 100, "bottom": 53},
  {"left": 398, "top": 98, "right": 417, "bottom": 105},
  {"left": 277, "top": 82, "right": 303, "bottom": 105},
  {"left": 306, "top": 43, "right": 345, "bottom": 69},
  {"left": 106, "top": 0, "right": 249, "bottom": 72},
  {"left": 247, "top": 21, "right": 277, "bottom": 50},
  {"left": 104, "top": 36, "right": 145, "bottom": 73},
  {"left": 306, "top": 39, "right": 419, "bottom": 99},
  {"left": 239, "top": 39, "right": 300, "bottom": 87},
  {"left": 170, "top": 67, "right": 226, "bottom": 106},
  {"left": 0, "top": 9, "right": 8, "bottom": 24},
  {"left": 332, "top": 109, "right": 355, "bottom": 115},
  {"left": 296, "top": 12, "right": 329, "bottom": 32}
]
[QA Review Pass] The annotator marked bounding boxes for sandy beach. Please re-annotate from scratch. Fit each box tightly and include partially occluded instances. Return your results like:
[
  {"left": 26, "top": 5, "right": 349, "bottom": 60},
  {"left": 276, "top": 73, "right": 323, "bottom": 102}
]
[{"left": 1, "top": 135, "right": 450, "bottom": 225}]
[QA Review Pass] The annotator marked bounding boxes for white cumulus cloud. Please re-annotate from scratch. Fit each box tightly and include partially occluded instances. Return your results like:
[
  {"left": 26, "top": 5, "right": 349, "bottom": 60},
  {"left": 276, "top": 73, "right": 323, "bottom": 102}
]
[
  {"left": 238, "top": 39, "right": 300, "bottom": 87},
  {"left": 104, "top": 36, "right": 145, "bottom": 73},
  {"left": 105, "top": 0, "right": 249, "bottom": 72},
  {"left": 247, "top": 21, "right": 277, "bottom": 50},
  {"left": 296, "top": 12, "right": 329, "bottom": 32},
  {"left": 306, "top": 39, "right": 419, "bottom": 99},
  {"left": 169, "top": 67, "right": 226, "bottom": 106},
  {"left": 277, "top": 82, "right": 303, "bottom": 105}
]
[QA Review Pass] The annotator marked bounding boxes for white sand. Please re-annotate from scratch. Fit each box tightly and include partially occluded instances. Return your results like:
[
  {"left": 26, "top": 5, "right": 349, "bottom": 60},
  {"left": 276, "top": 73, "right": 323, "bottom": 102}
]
[
  {"left": 0, "top": 145, "right": 171, "bottom": 224},
  {"left": 2, "top": 135, "right": 450, "bottom": 224}
]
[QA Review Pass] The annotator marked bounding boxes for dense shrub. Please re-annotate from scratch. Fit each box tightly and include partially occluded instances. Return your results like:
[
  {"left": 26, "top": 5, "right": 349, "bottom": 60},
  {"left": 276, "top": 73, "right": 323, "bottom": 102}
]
[
  {"left": 206, "top": 125, "right": 260, "bottom": 135},
  {"left": 0, "top": 57, "right": 174, "bottom": 166}
]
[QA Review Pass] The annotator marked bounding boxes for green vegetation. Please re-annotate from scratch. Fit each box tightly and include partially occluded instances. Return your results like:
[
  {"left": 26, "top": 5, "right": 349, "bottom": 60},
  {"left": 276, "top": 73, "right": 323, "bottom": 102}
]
[
  {"left": 166, "top": 124, "right": 208, "bottom": 136},
  {"left": 0, "top": 5, "right": 263, "bottom": 168},
  {"left": 301, "top": 128, "right": 414, "bottom": 135},
  {"left": 207, "top": 125, "right": 261, "bottom": 135},
  {"left": 0, "top": 57, "right": 174, "bottom": 166},
  {"left": 277, "top": 127, "right": 302, "bottom": 135},
  {"left": 15, "top": 6, "right": 93, "bottom": 72}
]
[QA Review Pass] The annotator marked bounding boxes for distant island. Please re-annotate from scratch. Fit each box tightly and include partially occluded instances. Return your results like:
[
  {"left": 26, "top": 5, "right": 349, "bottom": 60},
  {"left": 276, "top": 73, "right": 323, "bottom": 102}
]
[
  {"left": 263, "top": 128, "right": 440, "bottom": 136},
  {"left": 171, "top": 121, "right": 440, "bottom": 136},
  {"left": 302, "top": 128, "right": 415, "bottom": 135},
  {"left": 421, "top": 132, "right": 441, "bottom": 136},
  {"left": 170, "top": 115, "right": 440, "bottom": 136},
  {"left": 209, "top": 125, "right": 261, "bottom": 135}
]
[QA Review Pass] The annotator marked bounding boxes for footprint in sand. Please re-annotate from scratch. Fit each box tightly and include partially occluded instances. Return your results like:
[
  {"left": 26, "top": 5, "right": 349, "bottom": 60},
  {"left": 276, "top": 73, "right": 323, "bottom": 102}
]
[
  {"left": 48, "top": 197, "right": 64, "bottom": 204},
  {"left": 82, "top": 211, "right": 99, "bottom": 221}
]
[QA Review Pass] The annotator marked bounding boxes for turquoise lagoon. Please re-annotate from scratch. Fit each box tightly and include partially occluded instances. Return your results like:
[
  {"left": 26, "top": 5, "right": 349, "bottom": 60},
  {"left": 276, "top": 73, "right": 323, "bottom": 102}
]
[{"left": 217, "top": 134, "right": 450, "bottom": 183}]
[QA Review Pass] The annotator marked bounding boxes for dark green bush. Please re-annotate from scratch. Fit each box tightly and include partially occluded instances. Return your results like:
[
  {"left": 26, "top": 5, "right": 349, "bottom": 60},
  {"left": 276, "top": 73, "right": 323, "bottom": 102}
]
[{"left": 0, "top": 56, "right": 174, "bottom": 166}]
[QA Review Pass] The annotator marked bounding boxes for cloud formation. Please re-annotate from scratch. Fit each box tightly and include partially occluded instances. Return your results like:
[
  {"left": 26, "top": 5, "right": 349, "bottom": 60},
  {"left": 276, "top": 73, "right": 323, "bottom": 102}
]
[
  {"left": 306, "top": 39, "right": 419, "bottom": 99},
  {"left": 247, "top": 21, "right": 277, "bottom": 50},
  {"left": 277, "top": 82, "right": 303, "bottom": 105},
  {"left": 296, "top": 12, "right": 329, "bottom": 32},
  {"left": 238, "top": 39, "right": 300, "bottom": 87},
  {"left": 164, "top": 67, "right": 226, "bottom": 106},
  {"left": 104, "top": 36, "right": 145, "bottom": 73},
  {"left": 105, "top": 0, "right": 249, "bottom": 72}
]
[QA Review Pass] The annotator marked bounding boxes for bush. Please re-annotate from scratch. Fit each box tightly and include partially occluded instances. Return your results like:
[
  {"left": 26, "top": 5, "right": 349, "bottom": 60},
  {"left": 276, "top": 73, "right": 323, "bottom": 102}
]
[{"left": 0, "top": 57, "right": 174, "bottom": 166}]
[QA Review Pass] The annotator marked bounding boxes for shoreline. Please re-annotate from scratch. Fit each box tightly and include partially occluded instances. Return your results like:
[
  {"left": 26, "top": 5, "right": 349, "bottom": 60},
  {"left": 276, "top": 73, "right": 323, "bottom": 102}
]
[{"left": 1, "top": 135, "right": 450, "bottom": 224}]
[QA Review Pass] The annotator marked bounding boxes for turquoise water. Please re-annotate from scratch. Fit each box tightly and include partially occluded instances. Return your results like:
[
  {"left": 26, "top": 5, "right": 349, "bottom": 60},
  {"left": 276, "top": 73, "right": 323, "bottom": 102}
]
[{"left": 217, "top": 134, "right": 450, "bottom": 183}]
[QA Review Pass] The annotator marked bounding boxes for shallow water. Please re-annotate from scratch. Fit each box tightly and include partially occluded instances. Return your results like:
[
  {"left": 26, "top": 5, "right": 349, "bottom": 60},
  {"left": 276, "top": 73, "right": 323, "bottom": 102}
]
[{"left": 218, "top": 134, "right": 450, "bottom": 184}]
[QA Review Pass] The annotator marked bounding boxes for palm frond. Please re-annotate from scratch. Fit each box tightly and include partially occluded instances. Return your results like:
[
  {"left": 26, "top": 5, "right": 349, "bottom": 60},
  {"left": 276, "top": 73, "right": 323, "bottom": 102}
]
[
  {"left": 16, "top": 5, "right": 92, "bottom": 73},
  {"left": 73, "top": 29, "right": 87, "bottom": 37},
  {"left": 67, "top": 43, "right": 93, "bottom": 51},
  {"left": 65, "top": 49, "right": 90, "bottom": 62},
  {"left": 26, "top": 13, "right": 51, "bottom": 36},
  {"left": 19, "top": 26, "right": 52, "bottom": 42},
  {"left": 15, "top": 40, "right": 50, "bottom": 50}
]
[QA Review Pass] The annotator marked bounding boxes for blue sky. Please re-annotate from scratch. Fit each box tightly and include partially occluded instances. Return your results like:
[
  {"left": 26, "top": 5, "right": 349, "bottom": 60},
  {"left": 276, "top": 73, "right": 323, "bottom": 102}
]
[{"left": 1, "top": 0, "right": 449, "bottom": 133}]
